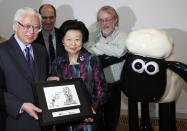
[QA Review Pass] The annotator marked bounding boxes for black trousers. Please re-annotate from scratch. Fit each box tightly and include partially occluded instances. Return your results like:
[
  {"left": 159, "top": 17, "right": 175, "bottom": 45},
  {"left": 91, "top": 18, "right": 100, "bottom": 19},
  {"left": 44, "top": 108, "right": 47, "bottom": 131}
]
[
  {"left": 0, "top": 112, "right": 6, "bottom": 131},
  {"left": 103, "top": 81, "right": 121, "bottom": 131}
]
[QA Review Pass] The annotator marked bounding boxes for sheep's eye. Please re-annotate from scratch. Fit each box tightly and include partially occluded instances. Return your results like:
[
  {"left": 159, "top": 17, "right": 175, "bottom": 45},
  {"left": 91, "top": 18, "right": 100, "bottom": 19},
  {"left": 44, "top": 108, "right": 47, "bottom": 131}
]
[
  {"left": 131, "top": 59, "right": 145, "bottom": 73},
  {"left": 145, "top": 61, "right": 159, "bottom": 75}
]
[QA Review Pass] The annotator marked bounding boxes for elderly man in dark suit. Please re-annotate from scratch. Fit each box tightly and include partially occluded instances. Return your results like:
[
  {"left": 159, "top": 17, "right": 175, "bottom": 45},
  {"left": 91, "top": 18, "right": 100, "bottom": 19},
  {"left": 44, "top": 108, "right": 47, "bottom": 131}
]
[
  {"left": 35, "top": 4, "right": 63, "bottom": 74},
  {"left": 0, "top": 7, "right": 48, "bottom": 131}
]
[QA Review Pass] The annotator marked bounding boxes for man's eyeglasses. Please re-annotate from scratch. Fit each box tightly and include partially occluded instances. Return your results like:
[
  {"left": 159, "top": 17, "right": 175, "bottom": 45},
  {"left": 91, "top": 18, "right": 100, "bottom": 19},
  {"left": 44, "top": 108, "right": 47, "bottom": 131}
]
[
  {"left": 98, "top": 17, "right": 114, "bottom": 23},
  {"left": 17, "top": 21, "right": 41, "bottom": 33}
]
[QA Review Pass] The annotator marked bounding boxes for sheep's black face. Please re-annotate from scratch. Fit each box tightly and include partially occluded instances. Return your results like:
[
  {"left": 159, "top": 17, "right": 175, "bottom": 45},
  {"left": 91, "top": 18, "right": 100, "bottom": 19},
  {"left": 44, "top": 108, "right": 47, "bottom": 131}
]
[{"left": 121, "top": 53, "right": 167, "bottom": 102}]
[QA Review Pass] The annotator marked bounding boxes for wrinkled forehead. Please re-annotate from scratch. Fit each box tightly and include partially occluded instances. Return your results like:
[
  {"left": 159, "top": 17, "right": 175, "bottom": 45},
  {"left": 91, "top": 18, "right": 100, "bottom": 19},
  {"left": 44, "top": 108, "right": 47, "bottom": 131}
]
[
  {"left": 41, "top": 7, "right": 55, "bottom": 16},
  {"left": 20, "top": 13, "right": 40, "bottom": 24}
]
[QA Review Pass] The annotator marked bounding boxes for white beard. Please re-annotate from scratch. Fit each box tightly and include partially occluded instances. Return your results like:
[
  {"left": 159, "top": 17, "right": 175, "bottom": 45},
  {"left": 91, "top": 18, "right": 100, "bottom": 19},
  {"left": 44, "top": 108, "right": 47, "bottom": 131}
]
[{"left": 101, "top": 27, "right": 114, "bottom": 37}]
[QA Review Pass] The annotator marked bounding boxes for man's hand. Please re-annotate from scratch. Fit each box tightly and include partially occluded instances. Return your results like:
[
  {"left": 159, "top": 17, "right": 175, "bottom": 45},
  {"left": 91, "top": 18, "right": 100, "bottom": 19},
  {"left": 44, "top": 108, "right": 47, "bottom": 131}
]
[{"left": 21, "top": 103, "right": 42, "bottom": 120}]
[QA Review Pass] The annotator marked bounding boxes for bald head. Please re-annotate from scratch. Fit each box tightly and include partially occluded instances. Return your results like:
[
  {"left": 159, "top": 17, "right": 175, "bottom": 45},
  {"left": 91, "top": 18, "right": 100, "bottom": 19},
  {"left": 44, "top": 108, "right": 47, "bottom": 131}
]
[{"left": 39, "top": 4, "right": 56, "bottom": 32}]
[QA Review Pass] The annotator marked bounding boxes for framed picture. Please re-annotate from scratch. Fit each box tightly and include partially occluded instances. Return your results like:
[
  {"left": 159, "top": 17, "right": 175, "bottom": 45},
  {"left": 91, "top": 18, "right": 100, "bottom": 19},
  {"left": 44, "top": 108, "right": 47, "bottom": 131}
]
[{"left": 32, "top": 78, "right": 93, "bottom": 126}]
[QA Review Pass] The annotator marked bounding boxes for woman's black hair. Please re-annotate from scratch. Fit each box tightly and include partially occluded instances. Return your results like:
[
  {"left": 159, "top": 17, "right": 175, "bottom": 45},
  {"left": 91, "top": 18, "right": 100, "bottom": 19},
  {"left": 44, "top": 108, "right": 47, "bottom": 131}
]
[{"left": 59, "top": 19, "right": 89, "bottom": 43}]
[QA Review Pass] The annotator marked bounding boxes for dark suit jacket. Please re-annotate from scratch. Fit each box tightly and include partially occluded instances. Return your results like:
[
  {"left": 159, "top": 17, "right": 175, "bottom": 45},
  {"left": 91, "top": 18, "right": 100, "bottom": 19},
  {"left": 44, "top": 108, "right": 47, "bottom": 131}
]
[
  {"left": 35, "top": 28, "right": 63, "bottom": 75},
  {"left": 0, "top": 67, "right": 6, "bottom": 131},
  {"left": 35, "top": 28, "right": 63, "bottom": 59},
  {"left": 0, "top": 36, "right": 48, "bottom": 131}
]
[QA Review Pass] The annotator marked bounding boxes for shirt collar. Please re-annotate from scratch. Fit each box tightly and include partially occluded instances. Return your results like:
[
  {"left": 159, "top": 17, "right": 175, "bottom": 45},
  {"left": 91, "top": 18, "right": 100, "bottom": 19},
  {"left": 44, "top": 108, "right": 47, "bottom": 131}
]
[
  {"left": 14, "top": 34, "right": 32, "bottom": 52},
  {"left": 42, "top": 28, "right": 55, "bottom": 37}
]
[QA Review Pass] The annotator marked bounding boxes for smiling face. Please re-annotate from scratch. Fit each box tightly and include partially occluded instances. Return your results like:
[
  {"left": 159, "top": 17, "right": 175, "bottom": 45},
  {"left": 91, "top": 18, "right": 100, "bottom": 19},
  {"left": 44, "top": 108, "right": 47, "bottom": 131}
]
[
  {"left": 62, "top": 29, "right": 83, "bottom": 56},
  {"left": 13, "top": 13, "right": 40, "bottom": 45},
  {"left": 98, "top": 10, "right": 117, "bottom": 37},
  {"left": 40, "top": 6, "right": 56, "bottom": 32}
]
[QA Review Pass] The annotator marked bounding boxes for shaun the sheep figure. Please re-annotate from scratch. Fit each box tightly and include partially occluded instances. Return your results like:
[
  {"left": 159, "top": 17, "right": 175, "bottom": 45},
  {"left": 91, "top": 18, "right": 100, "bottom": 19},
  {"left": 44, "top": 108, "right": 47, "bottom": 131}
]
[
  {"left": 120, "top": 28, "right": 187, "bottom": 131},
  {"left": 100, "top": 28, "right": 187, "bottom": 131}
]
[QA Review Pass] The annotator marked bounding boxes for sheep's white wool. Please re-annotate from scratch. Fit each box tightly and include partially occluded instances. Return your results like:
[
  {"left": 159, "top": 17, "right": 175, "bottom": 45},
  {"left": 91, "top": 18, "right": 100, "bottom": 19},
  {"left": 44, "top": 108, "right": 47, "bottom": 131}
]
[
  {"left": 126, "top": 28, "right": 173, "bottom": 58},
  {"left": 159, "top": 55, "right": 186, "bottom": 102}
]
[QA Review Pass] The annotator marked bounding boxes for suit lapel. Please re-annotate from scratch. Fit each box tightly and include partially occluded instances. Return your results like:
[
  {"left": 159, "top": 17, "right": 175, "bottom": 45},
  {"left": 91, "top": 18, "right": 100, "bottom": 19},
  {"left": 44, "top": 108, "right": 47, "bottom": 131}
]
[
  {"left": 55, "top": 28, "right": 64, "bottom": 57},
  {"left": 37, "top": 32, "right": 45, "bottom": 46},
  {"left": 7, "top": 37, "right": 34, "bottom": 82},
  {"left": 32, "top": 45, "right": 40, "bottom": 80},
  {"left": 32, "top": 43, "right": 48, "bottom": 80}
]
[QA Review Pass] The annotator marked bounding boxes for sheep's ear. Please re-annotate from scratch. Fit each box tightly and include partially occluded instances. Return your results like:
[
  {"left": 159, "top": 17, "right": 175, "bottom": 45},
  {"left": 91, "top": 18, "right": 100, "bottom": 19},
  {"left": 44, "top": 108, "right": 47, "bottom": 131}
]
[{"left": 167, "top": 61, "right": 187, "bottom": 82}]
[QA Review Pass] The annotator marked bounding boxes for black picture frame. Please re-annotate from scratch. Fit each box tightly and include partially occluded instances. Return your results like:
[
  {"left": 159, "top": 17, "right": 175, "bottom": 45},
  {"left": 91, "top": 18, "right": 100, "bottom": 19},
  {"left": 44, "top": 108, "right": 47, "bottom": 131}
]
[{"left": 32, "top": 78, "right": 93, "bottom": 126}]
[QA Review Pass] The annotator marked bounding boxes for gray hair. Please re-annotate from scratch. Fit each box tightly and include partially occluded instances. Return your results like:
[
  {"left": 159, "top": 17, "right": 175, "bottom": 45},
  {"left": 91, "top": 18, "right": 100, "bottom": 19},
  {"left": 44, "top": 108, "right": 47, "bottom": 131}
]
[
  {"left": 97, "top": 5, "right": 119, "bottom": 27},
  {"left": 13, "top": 7, "right": 42, "bottom": 26}
]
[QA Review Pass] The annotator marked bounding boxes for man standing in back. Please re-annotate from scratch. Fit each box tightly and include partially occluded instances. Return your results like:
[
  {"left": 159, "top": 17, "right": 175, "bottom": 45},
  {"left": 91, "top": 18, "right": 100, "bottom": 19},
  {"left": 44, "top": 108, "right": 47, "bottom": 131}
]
[
  {"left": 84, "top": 5, "right": 128, "bottom": 131},
  {"left": 35, "top": 4, "right": 63, "bottom": 74}
]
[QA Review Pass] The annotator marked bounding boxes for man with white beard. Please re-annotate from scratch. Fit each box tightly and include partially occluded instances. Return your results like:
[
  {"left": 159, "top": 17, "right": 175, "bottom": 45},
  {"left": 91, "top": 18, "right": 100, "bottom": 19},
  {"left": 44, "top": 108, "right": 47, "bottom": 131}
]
[{"left": 84, "top": 5, "right": 127, "bottom": 131}]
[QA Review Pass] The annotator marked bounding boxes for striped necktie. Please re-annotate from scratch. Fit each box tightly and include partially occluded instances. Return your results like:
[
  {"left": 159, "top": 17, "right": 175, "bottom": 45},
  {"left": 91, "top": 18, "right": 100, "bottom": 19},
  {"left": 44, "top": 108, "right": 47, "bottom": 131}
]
[{"left": 25, "top": 46, "right": 35, "bottom": 79}]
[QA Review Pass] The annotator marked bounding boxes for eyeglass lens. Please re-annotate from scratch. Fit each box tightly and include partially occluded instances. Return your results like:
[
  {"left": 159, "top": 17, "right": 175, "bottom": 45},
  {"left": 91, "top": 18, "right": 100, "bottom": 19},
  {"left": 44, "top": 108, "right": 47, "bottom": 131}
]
[{"left": 17, "top": 21, "right": 41, "bottom": 32}]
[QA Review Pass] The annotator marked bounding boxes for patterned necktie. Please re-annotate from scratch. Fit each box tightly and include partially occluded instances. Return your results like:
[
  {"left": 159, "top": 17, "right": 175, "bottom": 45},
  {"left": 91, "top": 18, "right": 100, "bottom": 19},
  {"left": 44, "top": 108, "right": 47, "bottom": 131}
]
[
  {"left": 25, "top": 47, "right": 35, "bottom": 79},
  {"left": 48, "top": 34, "right": 55, "bottom": 63}
]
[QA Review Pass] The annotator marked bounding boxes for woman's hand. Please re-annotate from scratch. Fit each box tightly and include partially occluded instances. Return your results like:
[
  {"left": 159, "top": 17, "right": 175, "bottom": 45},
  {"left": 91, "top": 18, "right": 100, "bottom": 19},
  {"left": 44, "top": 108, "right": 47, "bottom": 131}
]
[
  {"left": 47, "top": 76, "right": 60, "bottom": 81},
  {"left": 84, "top": 107, "right": 96, "bottom": 123},
  {"left": 84, "top": 117, "right": 94, "bottom": 123}
]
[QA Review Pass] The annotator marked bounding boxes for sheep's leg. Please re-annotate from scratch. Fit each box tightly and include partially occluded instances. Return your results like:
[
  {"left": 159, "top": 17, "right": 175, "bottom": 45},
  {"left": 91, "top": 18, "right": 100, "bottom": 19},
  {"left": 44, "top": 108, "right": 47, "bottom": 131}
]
[
  {"left": 128, "top": 98, "right": 139, "bottom": 131},
  {"left": 159, "top": 101, "right": 177, "bottom": 131},
  {"left": 139, "top": 102, "right": 153, "bottom": 131}
]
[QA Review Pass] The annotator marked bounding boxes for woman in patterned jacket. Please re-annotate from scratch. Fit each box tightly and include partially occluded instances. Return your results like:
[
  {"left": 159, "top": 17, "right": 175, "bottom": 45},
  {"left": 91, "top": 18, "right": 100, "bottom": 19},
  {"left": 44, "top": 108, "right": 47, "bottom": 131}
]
[{"left": 48, "top": 19, "right": 109, "bottom": 131}]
